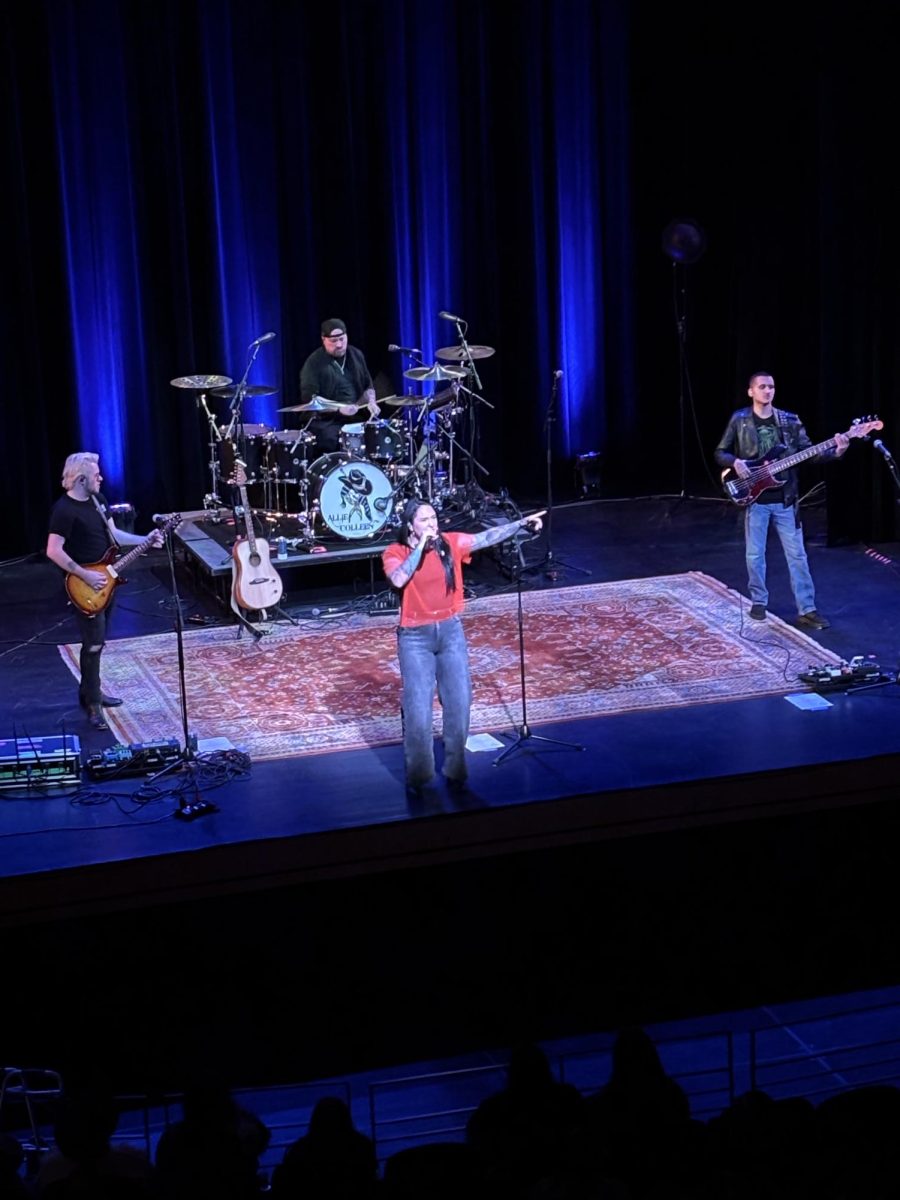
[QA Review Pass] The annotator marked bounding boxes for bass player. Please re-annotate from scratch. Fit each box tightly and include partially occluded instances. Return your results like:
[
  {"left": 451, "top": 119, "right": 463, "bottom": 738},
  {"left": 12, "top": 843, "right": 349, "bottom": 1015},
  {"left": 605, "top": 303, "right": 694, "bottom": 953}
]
[
  {"left": 714, "top": 373, "right": 849, "bottom": 629},
  {"left": 46, "top": 452, "right": 164, "bottom": 729}
]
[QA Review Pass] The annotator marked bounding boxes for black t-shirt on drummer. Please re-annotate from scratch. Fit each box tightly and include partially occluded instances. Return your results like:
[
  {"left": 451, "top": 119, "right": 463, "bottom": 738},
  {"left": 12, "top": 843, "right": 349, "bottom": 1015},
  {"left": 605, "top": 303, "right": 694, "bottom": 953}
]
[
  {"left": 298, "top": 345, "right": 374, "bottom": 452},
  {"left": 49, "top": 493, "right": 112, "bottom": 565}
]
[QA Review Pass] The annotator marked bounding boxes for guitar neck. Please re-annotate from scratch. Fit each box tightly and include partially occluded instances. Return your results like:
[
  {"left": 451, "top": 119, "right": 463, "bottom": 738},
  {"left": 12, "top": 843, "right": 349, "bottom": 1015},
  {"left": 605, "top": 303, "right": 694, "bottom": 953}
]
[
  {"left": 770, "top": 435, "right": 837, "bottom": 473},
  {"left": 239, "top": 484, "right": 257, "bottom": 552},
  {"left": 112, "top": 534, "right": 157, "bottom": 572}
]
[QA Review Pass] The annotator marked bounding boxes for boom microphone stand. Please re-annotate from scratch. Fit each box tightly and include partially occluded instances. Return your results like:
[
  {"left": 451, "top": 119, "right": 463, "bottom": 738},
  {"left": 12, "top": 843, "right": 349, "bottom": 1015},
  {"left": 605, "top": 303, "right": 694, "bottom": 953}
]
[{"left": 494, "top": 553, "right": 585, "bottom": 765}]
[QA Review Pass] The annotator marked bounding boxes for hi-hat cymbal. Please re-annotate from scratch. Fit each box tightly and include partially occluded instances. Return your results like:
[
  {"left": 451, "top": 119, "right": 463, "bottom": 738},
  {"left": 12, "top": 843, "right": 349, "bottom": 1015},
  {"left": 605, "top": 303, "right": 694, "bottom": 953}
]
[
  {"left": 435, "top": 345, "right": 495, "bottom": 362},
  {"left": 171, "top": 374, "right": 232, "bottom": 389},
  {"left": 403, "top": 363, "right": 467, "bottom": 382},
  {"left": 212, "top": 383, "right": 278, "bottom": 399},
  {"left": 278, "top": 396, "right": 342, "bottom": 413}
]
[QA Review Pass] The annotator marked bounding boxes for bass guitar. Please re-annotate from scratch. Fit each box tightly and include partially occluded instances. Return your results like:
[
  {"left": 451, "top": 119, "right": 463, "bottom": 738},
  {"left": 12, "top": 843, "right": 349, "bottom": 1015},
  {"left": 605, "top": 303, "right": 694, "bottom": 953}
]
[
  {"left": 721, "top": 416, "right": 883, "bottom": 507},
  {"left": 66, "top": 514, "right": 182, "bottom": 616},
  {"left": 231, "top": 462, "right": 284, "bottom": 612}
]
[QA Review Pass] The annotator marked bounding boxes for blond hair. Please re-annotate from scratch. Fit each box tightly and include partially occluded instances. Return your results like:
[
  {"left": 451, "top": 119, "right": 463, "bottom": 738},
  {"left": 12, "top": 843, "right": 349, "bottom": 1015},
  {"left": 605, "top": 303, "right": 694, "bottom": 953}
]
[{"left": 61, "top": 452, "right": 99, "bottom": 491}]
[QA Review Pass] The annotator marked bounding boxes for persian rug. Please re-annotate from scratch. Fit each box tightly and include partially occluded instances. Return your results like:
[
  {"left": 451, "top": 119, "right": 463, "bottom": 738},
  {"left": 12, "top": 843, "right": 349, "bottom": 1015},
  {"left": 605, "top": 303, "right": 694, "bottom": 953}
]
[{"left": 59, "top": 573, "right": 842, "bottom": 761}]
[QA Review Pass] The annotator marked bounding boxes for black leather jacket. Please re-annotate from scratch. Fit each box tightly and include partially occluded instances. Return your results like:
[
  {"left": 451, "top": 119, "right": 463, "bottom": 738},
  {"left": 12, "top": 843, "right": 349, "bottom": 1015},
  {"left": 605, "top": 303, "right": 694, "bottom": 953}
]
[{"left": 714, "top": 406, "right": 821, "bottom": 507}]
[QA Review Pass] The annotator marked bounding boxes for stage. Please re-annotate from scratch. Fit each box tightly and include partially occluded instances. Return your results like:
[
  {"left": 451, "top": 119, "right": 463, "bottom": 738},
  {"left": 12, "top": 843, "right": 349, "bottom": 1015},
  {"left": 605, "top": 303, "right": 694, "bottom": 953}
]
[{"left": 2, "top": 496, "right": 899, "bottom": 1086}]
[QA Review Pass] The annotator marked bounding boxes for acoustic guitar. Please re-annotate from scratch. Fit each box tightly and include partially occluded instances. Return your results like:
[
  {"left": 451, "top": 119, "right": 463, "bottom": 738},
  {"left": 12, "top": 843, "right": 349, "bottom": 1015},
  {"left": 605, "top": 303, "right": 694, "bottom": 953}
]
[
  {"left": 66, "top": 513, "right": 182, "bottom": 616},
  {"left": 720, "top": 416, "right": 882, "bottom": 507},
  {"left": 231, "top": 462, "right": 284, "bottom": 612}
]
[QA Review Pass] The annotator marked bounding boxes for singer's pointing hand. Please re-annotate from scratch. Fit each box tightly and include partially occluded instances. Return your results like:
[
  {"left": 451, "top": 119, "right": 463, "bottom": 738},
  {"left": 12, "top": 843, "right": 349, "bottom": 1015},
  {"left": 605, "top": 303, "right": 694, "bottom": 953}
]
[{"left": 524, "top": 509, "right": 547, "bottom": 532}]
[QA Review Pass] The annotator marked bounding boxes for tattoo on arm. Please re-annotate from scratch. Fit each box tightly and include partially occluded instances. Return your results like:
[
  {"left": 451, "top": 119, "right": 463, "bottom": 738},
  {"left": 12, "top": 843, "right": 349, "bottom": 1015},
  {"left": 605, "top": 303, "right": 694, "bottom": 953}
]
[
  {"left": 389, "top": 542, "right": 426, "bottom": 588},
  {"left": 469, "top": 520, "right": 525, "bottom": 551}
]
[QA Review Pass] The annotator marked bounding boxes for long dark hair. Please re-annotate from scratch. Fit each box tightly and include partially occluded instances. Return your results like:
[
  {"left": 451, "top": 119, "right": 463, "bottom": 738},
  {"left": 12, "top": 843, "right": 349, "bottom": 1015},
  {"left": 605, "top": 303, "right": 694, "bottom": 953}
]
[{"left": 399, "top": 499, "right": 456, "bottom": 593}]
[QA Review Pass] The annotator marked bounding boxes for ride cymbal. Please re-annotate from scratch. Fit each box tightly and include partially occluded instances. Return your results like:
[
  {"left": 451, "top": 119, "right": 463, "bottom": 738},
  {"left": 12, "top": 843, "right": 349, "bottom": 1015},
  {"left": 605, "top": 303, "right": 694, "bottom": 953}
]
[
  {"left": 435, "top": 345, "right": 495, "bottom": 362},
  {"left": 171, "top": 374, "right": 232, "bottom": 389}
]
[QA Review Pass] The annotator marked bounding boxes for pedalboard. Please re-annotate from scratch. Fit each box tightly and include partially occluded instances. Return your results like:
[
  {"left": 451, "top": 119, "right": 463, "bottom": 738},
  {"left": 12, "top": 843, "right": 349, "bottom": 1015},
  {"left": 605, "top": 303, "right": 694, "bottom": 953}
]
[
  {"left": 85, "top": 738, "right": 181, "bottom": 780},
  {"left": 0, "top": 734, "right": 82, "bottom": 789},
  {"left": 799, "top": 656, "right": 890, "bottom": 692}
]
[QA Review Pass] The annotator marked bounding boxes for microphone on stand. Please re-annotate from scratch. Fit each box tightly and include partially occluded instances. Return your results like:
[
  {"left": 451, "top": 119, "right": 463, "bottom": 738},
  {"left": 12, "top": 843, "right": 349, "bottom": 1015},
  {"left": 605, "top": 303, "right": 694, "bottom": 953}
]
[
  {"left": 438, "top": 311, "right": 463, "bottom": 322},
  {"left": 249, "top": 331, "right": 277, "bottom": 347},
  {"left": 872, "top": 438, "right": 896, "bottom": 465},
  {"left": 554, "top": 369, "right": 564, "bottom": 380},
  {"left": 388, "top": 344, "right": 421, "bottom": 355}
]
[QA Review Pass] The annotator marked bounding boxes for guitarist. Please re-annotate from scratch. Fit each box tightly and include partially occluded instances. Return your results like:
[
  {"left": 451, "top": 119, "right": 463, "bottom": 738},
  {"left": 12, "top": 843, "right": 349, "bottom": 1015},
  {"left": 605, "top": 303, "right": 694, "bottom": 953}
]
[
  {"left": 45, "top": 452, "right": 164, "bottom": 729},
  {"left": 714, "top": 373, "right": 849, "bottom": 629}
]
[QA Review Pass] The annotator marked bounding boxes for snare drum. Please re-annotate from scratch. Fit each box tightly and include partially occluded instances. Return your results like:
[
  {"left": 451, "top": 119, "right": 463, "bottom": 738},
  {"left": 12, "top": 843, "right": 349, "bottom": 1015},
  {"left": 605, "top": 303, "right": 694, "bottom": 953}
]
[
  {"left": 338, "top": 423, "right": 366, "bottom": 457},
  {"left": 215, "top": 424, "right": 270, "bottom": 483},
  {"left": 308, "top": 453, "right": 394, "bottom": 539},
  {"left": 364, "top": 419, "right": 406, "bottom": 462},
  {"left": 269, "top": 430, "right": 314, "bottom": 482}
]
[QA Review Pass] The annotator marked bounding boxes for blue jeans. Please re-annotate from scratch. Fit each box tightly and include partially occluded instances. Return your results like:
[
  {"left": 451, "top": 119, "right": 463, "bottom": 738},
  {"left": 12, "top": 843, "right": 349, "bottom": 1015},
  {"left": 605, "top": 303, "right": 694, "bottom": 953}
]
[
  {"left": 745, "top": 503, "right": 816, "bottom": 614},
  {"left": 397, "top": 616, "right": 472, "bottom": 786}
]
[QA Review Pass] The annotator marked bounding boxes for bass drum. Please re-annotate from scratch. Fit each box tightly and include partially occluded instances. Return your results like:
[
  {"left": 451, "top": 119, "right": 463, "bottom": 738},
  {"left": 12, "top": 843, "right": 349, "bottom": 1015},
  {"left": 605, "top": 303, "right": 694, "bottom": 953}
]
[{"left": 308, "top": 453, "right": 394, "bottom": 539}]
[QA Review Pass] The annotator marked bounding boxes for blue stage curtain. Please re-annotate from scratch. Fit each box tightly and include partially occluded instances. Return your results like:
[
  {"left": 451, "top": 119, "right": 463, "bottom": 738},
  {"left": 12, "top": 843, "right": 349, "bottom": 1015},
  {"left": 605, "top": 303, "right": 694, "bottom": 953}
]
[{"left": 8, "top": 0, "right": 633, "bottom": 551}]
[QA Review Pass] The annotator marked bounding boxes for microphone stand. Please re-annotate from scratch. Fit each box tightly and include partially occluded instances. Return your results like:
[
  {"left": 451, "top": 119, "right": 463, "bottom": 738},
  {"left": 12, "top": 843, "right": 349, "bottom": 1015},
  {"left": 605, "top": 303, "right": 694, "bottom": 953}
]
[
  {"left": 525, "top": 371, "right": 591, "bottom": 582},
  {"left": 494, "top": 553, "right": 585, "bottom": 765},
  {"left": 147, "top": 524, "right": 219, "bottom": 819}
]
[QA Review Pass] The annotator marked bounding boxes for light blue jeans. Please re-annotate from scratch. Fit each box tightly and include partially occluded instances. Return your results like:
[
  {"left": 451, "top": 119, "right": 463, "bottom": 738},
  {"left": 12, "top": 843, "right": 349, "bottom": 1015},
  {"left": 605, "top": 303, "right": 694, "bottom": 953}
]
[
  {"left": 745, "top": 502, "right": 816, "bottom": 614},
  {"left": 397, "top": 616, "right": 472, "bottom": 786}
]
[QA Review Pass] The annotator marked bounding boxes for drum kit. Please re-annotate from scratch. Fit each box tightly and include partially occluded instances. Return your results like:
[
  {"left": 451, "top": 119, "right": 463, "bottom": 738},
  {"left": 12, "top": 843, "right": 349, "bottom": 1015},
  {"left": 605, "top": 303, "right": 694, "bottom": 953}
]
[{"left": 171, "top": 339, "right": 496, "bottom": 546}]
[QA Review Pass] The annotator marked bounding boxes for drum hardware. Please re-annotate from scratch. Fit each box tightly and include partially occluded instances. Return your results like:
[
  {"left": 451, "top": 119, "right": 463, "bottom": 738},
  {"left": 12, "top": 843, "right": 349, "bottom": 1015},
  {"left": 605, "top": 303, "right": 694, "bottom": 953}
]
[{"left": 171, "top": 373, "right": 234, "bottom": 506}]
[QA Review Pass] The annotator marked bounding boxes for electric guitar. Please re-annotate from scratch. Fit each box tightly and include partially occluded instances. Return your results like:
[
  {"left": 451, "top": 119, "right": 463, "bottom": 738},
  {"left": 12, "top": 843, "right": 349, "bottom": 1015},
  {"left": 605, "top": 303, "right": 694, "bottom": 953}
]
[
  {"left": 66, "top": 514, "right": 182, "bottom": 616},
  {"left": 721, "top": 416, "right": 883, "bottom": 507},
  {"left": 230, "top": 462, "right": 283, "bottom": 612}
]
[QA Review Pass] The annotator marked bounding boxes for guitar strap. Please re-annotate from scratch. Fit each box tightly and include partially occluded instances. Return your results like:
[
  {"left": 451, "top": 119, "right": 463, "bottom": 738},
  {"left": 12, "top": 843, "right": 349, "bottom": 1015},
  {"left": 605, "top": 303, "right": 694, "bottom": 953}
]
[{"left": 90, "top": 494, "right": 119, "bottom": 549}]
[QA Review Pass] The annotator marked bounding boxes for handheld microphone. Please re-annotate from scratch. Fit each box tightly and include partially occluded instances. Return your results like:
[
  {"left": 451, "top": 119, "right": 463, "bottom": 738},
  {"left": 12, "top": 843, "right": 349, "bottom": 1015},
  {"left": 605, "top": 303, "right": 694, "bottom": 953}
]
[
  {"left": 388, "top": 344, "right": 421, "bottom": 355},
  {"left": 438, "top": 311, "right": 463, "bottom": 322},
  {"left": 249, "top": 331, "right": 277, "bottom": 347}
]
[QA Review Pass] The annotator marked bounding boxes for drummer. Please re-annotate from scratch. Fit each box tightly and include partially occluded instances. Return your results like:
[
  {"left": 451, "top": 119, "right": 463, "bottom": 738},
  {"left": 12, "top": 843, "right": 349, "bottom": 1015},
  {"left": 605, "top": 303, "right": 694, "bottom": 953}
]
[{"left": 298, "top": 318, "right": 381, "bottom": 453}]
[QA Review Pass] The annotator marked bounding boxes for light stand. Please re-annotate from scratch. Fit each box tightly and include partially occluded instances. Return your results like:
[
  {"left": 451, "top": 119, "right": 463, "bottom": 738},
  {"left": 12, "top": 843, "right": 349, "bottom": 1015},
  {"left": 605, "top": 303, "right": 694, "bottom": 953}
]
[
  {"left": 525, "top": 370, "right": 590, "bottom": 582},
  {"left": 149, "top": 523, "right": 218, "bottom": 819},
  {"left": 661, "top": 218, "right": 706, "bottom": 503},
  {"left": 494, "top": 555, "right": 585, "bottom": 765}
]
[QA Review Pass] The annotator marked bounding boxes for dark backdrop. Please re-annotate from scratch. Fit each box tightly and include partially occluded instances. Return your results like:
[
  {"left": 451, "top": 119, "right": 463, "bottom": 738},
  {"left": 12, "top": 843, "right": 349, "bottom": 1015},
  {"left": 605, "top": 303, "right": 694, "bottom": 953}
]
[{"left": 4, "top": 1, "right": 899, "bottom": 557}]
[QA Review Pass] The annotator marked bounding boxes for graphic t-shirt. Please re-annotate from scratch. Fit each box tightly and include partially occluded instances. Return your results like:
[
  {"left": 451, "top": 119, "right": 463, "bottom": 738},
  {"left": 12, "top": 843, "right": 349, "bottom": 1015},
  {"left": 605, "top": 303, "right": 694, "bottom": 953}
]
[{"left": 752, "top": 414, "right": 784, "bottom": 505}]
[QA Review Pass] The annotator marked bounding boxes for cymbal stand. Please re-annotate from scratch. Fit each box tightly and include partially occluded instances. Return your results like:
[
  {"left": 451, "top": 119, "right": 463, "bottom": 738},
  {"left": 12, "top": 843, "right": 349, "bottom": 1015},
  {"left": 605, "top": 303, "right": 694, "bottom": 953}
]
[{"left": 198, "top": 391, "right": 224, "bottom": 507}]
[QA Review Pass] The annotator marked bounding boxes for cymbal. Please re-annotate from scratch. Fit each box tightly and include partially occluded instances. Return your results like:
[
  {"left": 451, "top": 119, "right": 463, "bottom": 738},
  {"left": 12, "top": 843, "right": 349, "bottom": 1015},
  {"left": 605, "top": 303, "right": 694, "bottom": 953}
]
[
  {"left": 403, "top": 363, "right": 467, "bottom": 382},
  {"left": 278, "top": 396, "right": 342, "bottom": 413},
  {"left": 384, "top": 394, "right": 428, "bottom": 407},
  {"left": 171, "top": 374, "right": 232, "bottom": 389},
  {"left": 435, "top": 345, "right": 495, "bottom": 362},
  {"left": 211, "top": 383, "right": 278, "bottom": 399}
]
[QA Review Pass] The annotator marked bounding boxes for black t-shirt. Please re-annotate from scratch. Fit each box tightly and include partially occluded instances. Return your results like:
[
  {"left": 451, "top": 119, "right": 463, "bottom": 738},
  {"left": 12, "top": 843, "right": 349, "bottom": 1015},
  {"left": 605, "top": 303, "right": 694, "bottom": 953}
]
[
  {"left": 48, "top": 493, "right": 112, "bottom": 564},
  {"left": 752, "top": 413, "right": 784, "bottom": 505}
]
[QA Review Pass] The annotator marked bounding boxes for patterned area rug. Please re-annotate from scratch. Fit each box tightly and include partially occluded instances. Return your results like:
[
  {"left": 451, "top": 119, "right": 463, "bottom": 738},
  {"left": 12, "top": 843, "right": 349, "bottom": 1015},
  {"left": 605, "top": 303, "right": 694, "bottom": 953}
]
[{"left": 59, "top": 573, "right": 841, "bottom": 761}]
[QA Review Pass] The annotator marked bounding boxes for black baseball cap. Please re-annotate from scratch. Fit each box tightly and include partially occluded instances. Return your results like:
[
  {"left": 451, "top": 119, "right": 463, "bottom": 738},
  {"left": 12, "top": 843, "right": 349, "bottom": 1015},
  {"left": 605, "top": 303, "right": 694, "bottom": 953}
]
[{"left": 321, "top": 318, "right": 347, "bottom": 337}]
